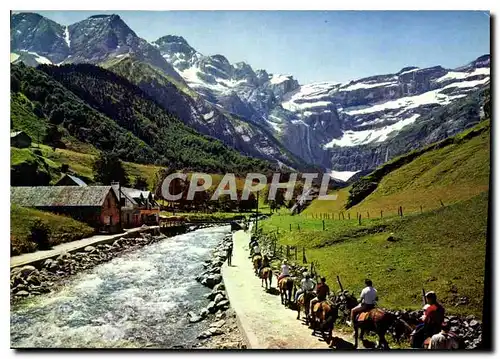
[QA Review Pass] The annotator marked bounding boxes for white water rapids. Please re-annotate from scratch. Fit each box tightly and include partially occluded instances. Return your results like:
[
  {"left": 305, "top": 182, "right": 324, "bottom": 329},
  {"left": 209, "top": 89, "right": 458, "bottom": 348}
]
[{"left": 11, "top": 226, "right": 231, "bottom": 348}]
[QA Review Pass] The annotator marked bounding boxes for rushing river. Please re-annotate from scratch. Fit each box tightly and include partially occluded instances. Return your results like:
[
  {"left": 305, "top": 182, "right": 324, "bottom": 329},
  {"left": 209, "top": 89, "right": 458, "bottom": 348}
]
[{"left": 11, "top": 226, "right": 231, "bottom": 348}]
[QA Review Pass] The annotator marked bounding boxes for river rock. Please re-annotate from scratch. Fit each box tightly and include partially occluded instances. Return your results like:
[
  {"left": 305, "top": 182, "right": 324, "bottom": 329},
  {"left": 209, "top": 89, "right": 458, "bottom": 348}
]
[
  {"left": 210, "top": 319, "right": 225, "bottom": 328},
  {"left": 469, "top": 319, "right": 479, "bottom": 328},
  {"left": 207, "top": 290, "right": 225, "bottom": 301},
  {"left": 197, "top": 330, "right": 213, "bottom": 339},
  {"left": 216, "top": 300, "right": 230, "bottom": 310},
  {"left": 14, "top": 283, "right": 28, "bottom": 292},
  {"left": 26, "top": 274, "right": 41, "bottom": 286},
  {"left": 205, "top": 274, "right": 222, "bottom": 288},
  {"left": 200, "top": 308, "right": 209, "bottom": 318},
  {"left": 188, "top": 311, "right": 203, "bottom": 323},
  {"left": 207, "top": 301, "right": 217, "bottom": 314},
  {"left": 215, "top": 311, "right": 226, "bottom": 320},
  {"left": 19, "top": 265, "right": 37, "bottom": 277},
  {"left": 209, "top": 267, "right": 221, "bottom": 275},
  {"left": 208, "top": 327, "right": 224, "bottom": 336},
  {"left": 43, "top": 258, "right": 56, "bottom": 268},
  {"left": 214, "top": 293, "right": 225, "bottom": 304},
  {"left": 213, "top": 283, "right": 225, "bottom": 292},
  {"left": 16, "top": 290, "right": 30, "bottom": 297}
]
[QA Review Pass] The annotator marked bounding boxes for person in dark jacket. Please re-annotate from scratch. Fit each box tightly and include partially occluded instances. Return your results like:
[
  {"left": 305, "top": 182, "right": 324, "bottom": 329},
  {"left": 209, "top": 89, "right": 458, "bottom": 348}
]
[
  {"left": 227, "top": 243, "right": 233, "bottom": 266},
  {"left": 309, "top": 277, "right": 330, "bottom": 315}
]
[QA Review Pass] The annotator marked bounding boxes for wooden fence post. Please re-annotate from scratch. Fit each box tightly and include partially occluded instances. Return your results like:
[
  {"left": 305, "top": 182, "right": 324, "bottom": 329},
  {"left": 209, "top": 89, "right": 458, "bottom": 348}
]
[
  {"left": 298, "top": 223, "right": 300, "bottom": 232},
  {"left": 358, "top": 214, "right": 362, "bottom": 225},
  {"left": 380, "top": 210, "right": 383, "bottom": 218},
  {"left": 341, "top": 212, "right": 345, "bottom": 220},
  {"left": 286, "top": 245, "right": 290, "bottom": 258},
  {"left": 295, "top": 246, "right": 298, "bottom": 260},
  {"left": 400, "top": 206, "right": 403, "bottom": 217},
  {"left": 289, "top": 223, "right": 292, "bottom": 232},
  {"left": 348, "top": 212, "right": 350, "bottom": 220},
  {"left": 322, "top": 220, "right": 325, "bottom": 231},
  {"left": 367, "top": 211, "right": 370, "bottom": 219},
  {"left": 440, "top": 200, "right": 444, "bottom": 207},
  {"left": 420, "top": 205, "right": 423, "bottom": 213}
]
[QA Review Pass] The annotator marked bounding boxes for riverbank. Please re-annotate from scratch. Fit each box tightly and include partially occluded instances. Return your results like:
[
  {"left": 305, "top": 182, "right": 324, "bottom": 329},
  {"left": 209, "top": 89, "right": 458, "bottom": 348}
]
[{"left": 192, "top": 231, "right": 246, "bottom": 349}]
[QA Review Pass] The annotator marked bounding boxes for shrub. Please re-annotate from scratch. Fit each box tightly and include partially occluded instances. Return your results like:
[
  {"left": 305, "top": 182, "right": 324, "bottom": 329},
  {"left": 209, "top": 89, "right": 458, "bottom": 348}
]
[{"left": 30, "top": 219, "right": 51, "bottom": 250}]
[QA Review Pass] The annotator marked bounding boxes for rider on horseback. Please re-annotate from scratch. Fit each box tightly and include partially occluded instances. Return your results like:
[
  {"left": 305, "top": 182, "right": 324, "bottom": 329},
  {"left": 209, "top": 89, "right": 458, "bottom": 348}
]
[
  {"left": 428, "top": 320, "right": 459, "bottom": 349},
  {"left": 249, "top": 236, "right": 258, "bottom": 257},
  {"left": 294, "top": 272, "right": 316, "bottom": 303},
  {"left": 346, "top": 279, "right": 378, "bottom": 327},
  {"left": 411, "top": 291, "right": 446, "bottom": 348},
  {"left": 278, "top": 259, "right": 290, "bottom": 281},
  {"left": 309, "top": 277, "right": 330, "bottom": 316},
  {"left": 259, "top": 254, "right": 270, "bottom": 277}
]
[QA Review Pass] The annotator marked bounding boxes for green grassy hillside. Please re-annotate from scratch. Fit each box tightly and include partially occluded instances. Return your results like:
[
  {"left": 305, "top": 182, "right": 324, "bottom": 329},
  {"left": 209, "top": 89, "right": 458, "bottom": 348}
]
[
  {"left": 304, "top": 120, "right": 490, "bottom": 217},
  {"left": 11, "top": 204, "right": 95, "bottom": 256},
  {"left": 11, "top": 145, "right": 163, "bottom": 190}
]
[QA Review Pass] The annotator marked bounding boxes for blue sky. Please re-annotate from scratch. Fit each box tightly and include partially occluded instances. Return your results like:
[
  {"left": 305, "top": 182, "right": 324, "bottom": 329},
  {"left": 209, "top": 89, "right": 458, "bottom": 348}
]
[{"left": 24, "top": 11, "right": 490, "bottom": 84}]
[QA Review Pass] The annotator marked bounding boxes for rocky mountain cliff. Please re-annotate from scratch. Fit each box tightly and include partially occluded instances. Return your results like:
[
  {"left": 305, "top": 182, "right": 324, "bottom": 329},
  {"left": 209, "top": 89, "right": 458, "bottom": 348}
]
[
  {"left": 11, "top": 12, "right": 490, "bottom": 178},
  {"left": 153, "top": 34, "right": 490, "bottom": 175}
]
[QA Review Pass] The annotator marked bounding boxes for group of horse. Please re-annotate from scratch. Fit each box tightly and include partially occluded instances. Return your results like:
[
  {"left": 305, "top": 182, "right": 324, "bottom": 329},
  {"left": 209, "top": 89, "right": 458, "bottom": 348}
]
[{"left": 250, "top": 252, "right": 417, "bottom": 349}]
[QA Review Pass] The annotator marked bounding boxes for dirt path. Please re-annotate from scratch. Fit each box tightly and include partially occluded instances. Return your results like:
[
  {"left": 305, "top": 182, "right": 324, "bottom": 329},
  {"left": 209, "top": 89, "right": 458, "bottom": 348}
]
[{"left": 222, "top": 229, "right": 353, "bottom": 349}]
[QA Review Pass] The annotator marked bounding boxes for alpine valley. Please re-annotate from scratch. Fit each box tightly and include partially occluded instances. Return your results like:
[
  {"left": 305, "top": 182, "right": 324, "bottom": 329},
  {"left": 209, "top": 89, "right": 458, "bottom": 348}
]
[{"left": 11, "top": 12, "right": 491, "bottom": 180}]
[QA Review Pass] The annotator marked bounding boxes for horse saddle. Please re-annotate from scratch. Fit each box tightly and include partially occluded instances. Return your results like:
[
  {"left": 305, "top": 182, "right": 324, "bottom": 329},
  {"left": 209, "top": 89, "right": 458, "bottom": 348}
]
[
  {"left": 313, "top": 301, "right": 328, "bottom": 314},
  {"left": 356, "top": 308, "right": 383, "bottom": 322}
]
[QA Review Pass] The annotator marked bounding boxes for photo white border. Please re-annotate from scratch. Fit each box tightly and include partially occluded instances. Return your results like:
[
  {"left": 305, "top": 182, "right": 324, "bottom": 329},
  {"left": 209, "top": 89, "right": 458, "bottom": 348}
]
[{"left": 2, "top": 1, "right": 497, "bottom": 359}]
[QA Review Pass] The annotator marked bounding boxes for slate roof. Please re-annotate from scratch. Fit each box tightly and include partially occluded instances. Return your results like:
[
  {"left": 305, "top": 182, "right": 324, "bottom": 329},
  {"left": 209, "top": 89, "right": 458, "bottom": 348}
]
[
  {"left": 55, "top": 174, "right": 88, "bottom": 187},
  {"left": 111, "top": 184, "right": 138, "bottom": 207},
  {"left": 10, "top": 186, "right": 114, "bottom": 207}
]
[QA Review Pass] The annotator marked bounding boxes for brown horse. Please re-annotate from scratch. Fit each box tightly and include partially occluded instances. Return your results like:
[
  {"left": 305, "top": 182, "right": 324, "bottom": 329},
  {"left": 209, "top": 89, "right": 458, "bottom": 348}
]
[
  {"left": 311, "top": 300, "right": 339, "bottom": 344},
  {"left": 296, "top": 291, "right": 315, "bottom": 323},
  {"left": 260, "top": 267, "right": 273, "bottom": 289},
  {"left": 353, "top": 308, "right": 395, "bottom": 349},
  {"left": 277, "top": 276, "right": 294, "bottom": 306},
  {"left": 252, "top": 254, "right": 262, "bottom": 275}
]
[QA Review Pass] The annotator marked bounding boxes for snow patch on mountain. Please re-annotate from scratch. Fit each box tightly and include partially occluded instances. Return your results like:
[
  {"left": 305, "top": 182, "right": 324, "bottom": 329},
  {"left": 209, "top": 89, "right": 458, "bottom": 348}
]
[
  {"left": 329, "top": 169, "right": 360, "bottom": 182},
  {"left": 324, "top": 114, "right": 421, "bottom": 148},
  {"left": 399, "top": 67, "right": 420, "bottom": 75},
  {"left": 270, "top": 74, "right": 291, "bottom": 85},
  {"left": 434, "top": 67, "right": 490, "bottom": 83},
  {"left": 344, "top": 89, "right": 463, "bottom": 116},
  {"left": 441, "top": 77, "right": 490, "bottom": 90},
  {"left": 340, "top": 80, "right": 399, "bottom": 92},
  {"left": 19, "top": 50, "right": 53, "bottom": 64}
]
